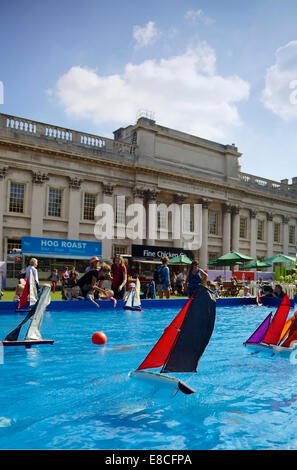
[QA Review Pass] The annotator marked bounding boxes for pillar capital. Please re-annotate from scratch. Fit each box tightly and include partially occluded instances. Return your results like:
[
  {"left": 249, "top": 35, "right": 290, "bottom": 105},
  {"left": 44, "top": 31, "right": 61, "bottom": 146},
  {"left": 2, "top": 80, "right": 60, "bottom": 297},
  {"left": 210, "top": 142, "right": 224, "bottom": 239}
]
[
  {"left": 173, "top": 193, "right": 187, "bottom": 204},
  {"left": 32, "top": 171, "right": 49, "bottom": 185},
  {"left": 102, "top": 182, "right": 114, "bottom": 196},
  {"left": 250, "top": 209, "right": 257, "bottom": 218},
  {"left": 145, "top": 188, "right": 159, "bottom": 201},
  {"left": 232, "top": 205, "right": 240, "bottom": 215},
  {"left": 222, "top": 203, "right": 232, "bottom": 213},
  {"left": 0, "top": 167, "right": 8, "bottom": 179},
  {"left": 133, "top": 187, "right": 146, "bottom": 199},
  {"left": 68, "top": 176, "right": 82, "bottom": 190},
  {"left": 266, "top": 212, "right": 274, "bottom": 221},
  {"left": 200, "top": 198, "right": 210, "bottom": 209}
]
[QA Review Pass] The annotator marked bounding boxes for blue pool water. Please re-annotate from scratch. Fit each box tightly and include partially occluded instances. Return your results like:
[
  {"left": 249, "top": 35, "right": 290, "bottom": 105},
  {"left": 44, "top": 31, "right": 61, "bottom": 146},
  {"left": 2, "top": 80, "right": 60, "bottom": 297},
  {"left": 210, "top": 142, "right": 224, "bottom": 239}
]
[{"left": 0, "top": 303, "right": 297, "bottom": 450}]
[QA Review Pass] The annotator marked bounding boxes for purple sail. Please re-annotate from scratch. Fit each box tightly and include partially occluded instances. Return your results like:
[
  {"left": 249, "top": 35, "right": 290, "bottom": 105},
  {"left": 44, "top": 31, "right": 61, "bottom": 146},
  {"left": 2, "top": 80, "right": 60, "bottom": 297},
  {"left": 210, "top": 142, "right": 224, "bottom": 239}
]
[{"left": 245, "top": 313, "right": 272, "bottom": 344}]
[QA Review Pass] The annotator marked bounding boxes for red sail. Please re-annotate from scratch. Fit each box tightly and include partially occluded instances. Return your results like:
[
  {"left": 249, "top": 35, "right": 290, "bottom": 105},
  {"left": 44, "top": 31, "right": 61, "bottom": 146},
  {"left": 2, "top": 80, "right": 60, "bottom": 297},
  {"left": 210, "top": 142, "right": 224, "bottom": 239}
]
[
  {"left": 137, "top": 296, "right": 193, "bottom": 371},
  {"left": 17, "top": 279, "right": 29, "bottom": 309},
  {"left": 262, "top": 294, "right": 291, "bottom": 345},
  {"left": 281, "top": 314, "right": 297, "bottom": 348}
]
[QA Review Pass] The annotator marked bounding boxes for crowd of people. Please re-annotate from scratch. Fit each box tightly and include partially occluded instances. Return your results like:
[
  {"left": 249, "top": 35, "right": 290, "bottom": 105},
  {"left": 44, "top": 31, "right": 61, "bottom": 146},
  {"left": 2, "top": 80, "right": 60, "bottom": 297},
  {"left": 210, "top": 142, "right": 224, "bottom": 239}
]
[
  {"left": 13, "top": 255, "right": 130, "bottom": 307},
  {"left": 12, "top": 255, "right": 288, "bottom": 304}
]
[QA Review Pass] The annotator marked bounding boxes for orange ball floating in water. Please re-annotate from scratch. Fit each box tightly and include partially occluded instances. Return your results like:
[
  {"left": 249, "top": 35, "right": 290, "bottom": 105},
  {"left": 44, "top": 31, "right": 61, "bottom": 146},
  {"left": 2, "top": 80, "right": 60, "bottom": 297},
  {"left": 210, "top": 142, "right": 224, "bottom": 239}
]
[{"left": 92, "top": 331, "right": 107, "bottom": 345}]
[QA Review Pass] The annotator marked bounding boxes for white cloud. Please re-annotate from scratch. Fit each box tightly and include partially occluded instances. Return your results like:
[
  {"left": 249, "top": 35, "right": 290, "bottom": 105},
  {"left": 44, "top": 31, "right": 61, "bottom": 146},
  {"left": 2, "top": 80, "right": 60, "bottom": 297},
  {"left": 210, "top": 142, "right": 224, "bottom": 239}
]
[
  {"left": 133, "top": 21, "right": 158, "bottom": 49},
  {"left": 53, "top": 41, "right": 249, "bottom": 140},
  {"left": 262, "top": 40, "right": 297, "bottom": 120},
  {"left": 184, "top": 9, "right": 214, "bottom": 25}
]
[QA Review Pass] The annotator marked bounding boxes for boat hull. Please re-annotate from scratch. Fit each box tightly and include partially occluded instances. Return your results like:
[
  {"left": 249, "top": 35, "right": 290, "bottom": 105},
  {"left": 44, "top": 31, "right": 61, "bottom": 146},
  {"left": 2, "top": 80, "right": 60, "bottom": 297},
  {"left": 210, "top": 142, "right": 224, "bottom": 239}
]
[
  {"left": 123, "top": 307, "right": 144, "bottom": 311},
  {"left": 244, "top": 342, "right": 297, "bottom": 362},
  {"left": 129, "top": 369, "right": 196, "bottom": 395},
  {"left": 2, "top": 340, "right": 54, "bottom": 348}
]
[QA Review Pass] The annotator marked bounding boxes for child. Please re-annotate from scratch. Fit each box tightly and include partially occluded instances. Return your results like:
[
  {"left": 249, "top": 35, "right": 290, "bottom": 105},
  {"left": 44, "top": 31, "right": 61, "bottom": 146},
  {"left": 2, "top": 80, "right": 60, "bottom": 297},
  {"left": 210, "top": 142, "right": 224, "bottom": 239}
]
[
  {"left": 243, "top": 286, "right": 251, "bottom": 297},
  {"left": 49, "top": 269, "right": 59, "bottom": 292},
  {"left": 99, "top": 288, "right": 117, "bottom": 308},
  {"left": 145, "top": 280, "right": 156, "bottom": 299},
  {"left": 13, "top": 283, "right": 25, "bottom": 301},
  {"left": 209, "top": 282, "right": 219, "bottom": 298},
  {"left": 71, "top": 285, "right": 84, "bottom": 301},
  {"left": 124, "top": 282, "right": 136, "bottom": 300},
  {"left": 86, "top": 286, "right": 100, "bottom": 308}
]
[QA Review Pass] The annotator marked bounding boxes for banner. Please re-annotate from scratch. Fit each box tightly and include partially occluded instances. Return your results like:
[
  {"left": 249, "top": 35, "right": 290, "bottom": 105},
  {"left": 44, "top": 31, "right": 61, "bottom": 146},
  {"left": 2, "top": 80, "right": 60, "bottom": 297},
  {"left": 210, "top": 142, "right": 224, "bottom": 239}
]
[
  {"left": 131, "top": 244, "right": 194, "bottom": 261},
  {"left": 21, "top": 237, "right": 102, "bottom": 260}
]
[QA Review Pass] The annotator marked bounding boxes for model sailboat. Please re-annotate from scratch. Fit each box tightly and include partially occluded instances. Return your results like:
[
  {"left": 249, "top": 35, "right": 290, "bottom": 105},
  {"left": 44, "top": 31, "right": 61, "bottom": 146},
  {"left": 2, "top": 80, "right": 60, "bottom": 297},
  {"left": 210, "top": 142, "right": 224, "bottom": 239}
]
[
  {"left": 244, "top": 293, "right": 297, "bottom": 355},
  {"left": 130, "top": 284, "right": 216, "bottom": 395},
  {"left": 2, "top": 284, "right": 54, "bottom": 348},
  {"left": 124, "top": 278, "right": 144, "bottom": 311}
]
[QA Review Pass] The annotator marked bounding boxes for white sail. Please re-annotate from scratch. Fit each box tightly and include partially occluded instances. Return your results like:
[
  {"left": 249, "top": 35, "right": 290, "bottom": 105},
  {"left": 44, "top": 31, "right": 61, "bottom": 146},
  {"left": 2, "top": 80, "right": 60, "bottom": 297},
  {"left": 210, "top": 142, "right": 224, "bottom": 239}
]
[
  {"left": 125, "top": 291, "right": 132, "bottom": 308},
  {"left": 29, "top": 270, "right": 38, "bottom": 306},
  {"left": 25, "top": 285, "right": 51, "bottom": 341},
  {"left": 133, "top": 278, "right": 141, "bottom": 308},
  {"left": 124, "top": 278, "right": 142, "bottom": 309}
]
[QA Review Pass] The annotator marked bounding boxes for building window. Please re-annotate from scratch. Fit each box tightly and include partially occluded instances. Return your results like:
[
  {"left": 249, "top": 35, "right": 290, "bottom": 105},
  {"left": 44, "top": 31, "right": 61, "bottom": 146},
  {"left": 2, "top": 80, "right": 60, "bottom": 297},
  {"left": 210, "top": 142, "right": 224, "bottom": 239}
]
[
  {"left": 157, "top": 204, "right": 167, "bottom": 230},
  {"left": 113, "top": 246, "right": 127, "bottom": 255},
  {"left": 257, "top": 220, "right": 264, "bottom": 241},
  {"left": 239, "top": 217, "right": 248, "bottom": 239},
  {"left": 115, "top": 196, "right": 126, "bottom": 225},
  {"left": 182, "top": 205, "right": 194, "bottom": 232},
  {"left": 7, "top": 239, "right": 21, "bottom": 254},
  {"left": 208, "top": 212, "right": 218, "bottom": 235},
  {"left": 289, "top": 225, "right": 296, "bottom": 245},
  {"left": 274, "top": 222, "right": 281, "bottom": 243},
  {"left": 9, "top": 183, "right": 24, "bottom": 213},
  {"left": 83, "top": 193, "right": 96, "bottom": 221},
  {"left": 48, "top": 188, "right": 62, "bottom": 217}
]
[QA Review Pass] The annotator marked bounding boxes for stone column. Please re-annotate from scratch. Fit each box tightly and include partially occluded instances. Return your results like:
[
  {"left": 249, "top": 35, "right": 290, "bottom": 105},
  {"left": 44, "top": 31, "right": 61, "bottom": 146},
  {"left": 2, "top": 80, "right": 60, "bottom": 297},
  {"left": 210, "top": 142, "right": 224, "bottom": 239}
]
[
  {"left": 101, "top": 183, "right": 114, "bottom": 259},
  {"left": 231, "top": 206, "right": 240, "bottom": 252},
  {"left": 173, "top": 194, "right": 187, "bottom": 248},
  {"left": 249, "top": 209, "right": 257, "bottom": 259},
  {"left": 200, "top": 198, "right": 209, "bottom": 269},
  {"left": 67, "top": 177, "right": 82, "bottom": 240},
  {"left": 283, "top": 216, "right": 289, "bottom": 255},
  {"left": 145, "top": 188, "right": 159, "bottom": 246},
  {"left": 222, "top": 203, "right": 232, "bottom": 254},
  {"left": 132, "top": 187, "right": 146, "bottom": 244},
  {"left": 0, "top": 167, "right": 8, "bottom": 260},
  {"left": 30, "top": 171, "right": 49, "bottom": 237},
  {"left": 266, "top": 212, "right": 274, "bottom": 259}
]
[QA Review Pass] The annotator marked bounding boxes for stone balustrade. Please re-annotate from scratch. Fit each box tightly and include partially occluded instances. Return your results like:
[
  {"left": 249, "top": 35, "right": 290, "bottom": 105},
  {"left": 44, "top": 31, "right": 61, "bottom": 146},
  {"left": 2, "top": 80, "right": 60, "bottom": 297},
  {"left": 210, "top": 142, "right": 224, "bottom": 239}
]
[
  {"left": 0, "top": 113, "right": 136, "bottom": 158},
  {"left": 239, "top": 172, "right": 297, "bottom": 199}
]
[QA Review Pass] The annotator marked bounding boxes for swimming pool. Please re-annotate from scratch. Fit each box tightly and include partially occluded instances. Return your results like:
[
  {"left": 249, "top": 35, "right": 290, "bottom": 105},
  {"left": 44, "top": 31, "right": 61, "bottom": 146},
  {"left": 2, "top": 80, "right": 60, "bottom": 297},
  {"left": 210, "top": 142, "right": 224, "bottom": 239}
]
[{"left": 0, "top": 302, "right": 297, "bottom": 450}]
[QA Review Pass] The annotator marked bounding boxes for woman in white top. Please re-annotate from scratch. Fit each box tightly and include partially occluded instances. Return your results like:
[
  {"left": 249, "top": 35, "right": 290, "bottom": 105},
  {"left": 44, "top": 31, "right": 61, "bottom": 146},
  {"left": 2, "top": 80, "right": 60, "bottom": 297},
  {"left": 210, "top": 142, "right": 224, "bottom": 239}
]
[{"left": 25, "top": 258, "right": 40, "bottom": 292}]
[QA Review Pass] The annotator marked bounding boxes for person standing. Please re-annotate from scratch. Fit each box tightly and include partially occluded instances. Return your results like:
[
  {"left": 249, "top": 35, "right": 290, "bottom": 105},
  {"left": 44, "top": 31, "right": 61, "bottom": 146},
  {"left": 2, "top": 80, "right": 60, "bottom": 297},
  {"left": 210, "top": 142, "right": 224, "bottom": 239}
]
[
  {"left": 61, "top": 266, "right": 70, "bottom": 299},
  {"left": 68, "top": 266, "right": 79, "bottom": 287},
  {"left": 157, "top": 256, "right": 171, "bottom": 299},
  {"left": 49, "top": 269, "right": 59, "bottom": 292},
  {"left": 111, "top": 255, "right": 127, "bottom": 300},
  {"left": 186, "top": 259, "right": 208, "bottom": 297},
  {"left": 25, "top": 257, "right": 40, "bottom": 292}
]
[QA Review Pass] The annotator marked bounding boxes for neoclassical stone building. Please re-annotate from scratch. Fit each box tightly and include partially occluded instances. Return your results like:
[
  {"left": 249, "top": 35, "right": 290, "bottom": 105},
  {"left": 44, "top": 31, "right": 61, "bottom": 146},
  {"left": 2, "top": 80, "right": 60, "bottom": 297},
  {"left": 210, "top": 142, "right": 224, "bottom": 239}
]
[{"left": 0, "top": 112, "right": 296, "bottom": 285}]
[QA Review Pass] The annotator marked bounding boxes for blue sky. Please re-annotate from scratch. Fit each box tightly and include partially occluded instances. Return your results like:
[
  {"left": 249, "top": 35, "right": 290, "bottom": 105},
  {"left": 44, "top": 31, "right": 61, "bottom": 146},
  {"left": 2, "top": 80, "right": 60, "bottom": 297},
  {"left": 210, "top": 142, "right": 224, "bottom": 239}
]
[{"left": 1, "top": 0, "right": 297, "bottom": 182}]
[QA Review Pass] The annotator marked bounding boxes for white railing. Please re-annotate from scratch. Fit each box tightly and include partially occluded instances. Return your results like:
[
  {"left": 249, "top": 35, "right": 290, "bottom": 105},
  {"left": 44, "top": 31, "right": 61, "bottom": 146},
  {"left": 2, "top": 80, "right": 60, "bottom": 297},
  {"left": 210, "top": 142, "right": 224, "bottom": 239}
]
[
  {"left": 249, "top": 281, "right": 296, "bottom": 299},
  {"left": 240, "top": 172, "right": 297, "bottom": 198},
  {"left": 0, "top": 113, "right": 137, "bottom": 157}
]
